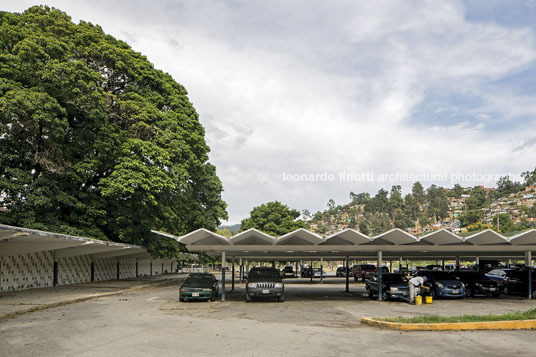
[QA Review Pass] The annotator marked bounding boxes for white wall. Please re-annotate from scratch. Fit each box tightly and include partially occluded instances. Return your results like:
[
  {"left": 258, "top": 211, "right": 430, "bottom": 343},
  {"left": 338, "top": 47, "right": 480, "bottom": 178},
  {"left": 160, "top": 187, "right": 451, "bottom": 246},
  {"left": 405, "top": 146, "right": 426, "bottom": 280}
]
[{"left": 0, "top": 252, "right": 174, "bottom": 292}]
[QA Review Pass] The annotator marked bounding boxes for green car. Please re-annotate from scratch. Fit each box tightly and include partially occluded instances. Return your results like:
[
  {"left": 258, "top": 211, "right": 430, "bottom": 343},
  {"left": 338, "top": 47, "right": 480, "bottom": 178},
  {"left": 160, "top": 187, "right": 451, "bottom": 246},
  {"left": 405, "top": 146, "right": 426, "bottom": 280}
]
[{"left": 179, "top": 273, "right": 219, "bottom": 302}]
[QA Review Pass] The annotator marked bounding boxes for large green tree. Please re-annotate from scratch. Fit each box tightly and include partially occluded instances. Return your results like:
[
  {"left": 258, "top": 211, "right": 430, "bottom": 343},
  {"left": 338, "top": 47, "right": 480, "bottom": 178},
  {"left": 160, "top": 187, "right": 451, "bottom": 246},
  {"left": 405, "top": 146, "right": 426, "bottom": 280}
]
[
  {"left": 0, "top": 6, "right": 227, "bottom": 257},
  {"left": 240, "top": 201, "right": 306, "bottom": 236}
]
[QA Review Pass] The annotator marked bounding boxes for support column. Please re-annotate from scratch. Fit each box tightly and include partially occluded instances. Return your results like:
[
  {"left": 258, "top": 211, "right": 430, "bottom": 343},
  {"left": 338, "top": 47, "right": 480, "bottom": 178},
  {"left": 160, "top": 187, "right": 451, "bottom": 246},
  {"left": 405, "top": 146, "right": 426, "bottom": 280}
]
[
  {"left": 239, "top": 258, "right": 243, "bottom": 282},
  {"left": 455, "top": 256, "right": 460, "bottom": 271},
  {"left": 161, "top": 262, "right": 164, "bottom": 274},
  {"left": 507, "top": 258, "right": 512, "bottom": 268},
  {"left": 389, "top": 260, "right": 392, "bottom": 273},
  {"left": 295, "top": 261, "right": 298, "bottom": 278},
  {"left": 221, "top": 251, "right": 226, "bottom": 302},
  {"left": 377, "top": 251, "right": 383, "bottom": 301},
  {"left": 91, "top": 261, "right": 95, "bottom": 282},
  {"left": 232, "top": 258, "right": 235, "bottom": 291},
  {"left": 526, "top": 251, "right": 532, "bottom": 300},
  {"left": 310, "top": 260, "right": 313, "bottom": 282},
  {"left": 116, "top": 261, "right": 120, "bottom": 280},
  {"left": 299, "top": 260, "right": 303, "bottom": 279},
  {"left": 53, "top": 260, "right": 59, "bottom": 287},
  {"left": 441, "top": 259, "right": 445, "bottom": 270},
  {"left": 150, "top": 262, "right": 153, "bottom": 276},
  {"left": 345, "top": 256, "right": 349, "bottom": 293},
  {"left": 399, "top": 257, "right": 403, "bottom": 273},
  {"left": 320, "top": 257, "right": 324, "bottom": 284},
  {"left": 475, "top": 256, "right": 480, "bottom": 272}
]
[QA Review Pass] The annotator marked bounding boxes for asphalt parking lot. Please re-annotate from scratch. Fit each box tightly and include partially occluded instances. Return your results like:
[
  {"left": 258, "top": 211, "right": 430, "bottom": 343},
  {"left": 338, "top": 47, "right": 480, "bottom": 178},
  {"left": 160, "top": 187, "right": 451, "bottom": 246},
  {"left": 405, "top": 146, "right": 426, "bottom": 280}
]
[{"left": 1, "top": 275, "right": 536, "bottom": 356}]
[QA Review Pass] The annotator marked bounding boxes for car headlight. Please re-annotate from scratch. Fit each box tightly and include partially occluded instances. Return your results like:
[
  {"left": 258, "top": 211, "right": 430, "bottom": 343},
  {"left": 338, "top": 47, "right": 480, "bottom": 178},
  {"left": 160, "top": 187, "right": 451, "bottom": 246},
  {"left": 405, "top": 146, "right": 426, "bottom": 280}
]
[
  {"left": 390, "top": 287, "right": 398, "bottom": 292},
  {"left": 436, "top": 282, "right": 444, "bottom": 288},
  {"left": 274, "top": 283, "right": 283, "bottom": 288},
  {"left": 247, "top": 283, "right": 257, "bottom": 288}
]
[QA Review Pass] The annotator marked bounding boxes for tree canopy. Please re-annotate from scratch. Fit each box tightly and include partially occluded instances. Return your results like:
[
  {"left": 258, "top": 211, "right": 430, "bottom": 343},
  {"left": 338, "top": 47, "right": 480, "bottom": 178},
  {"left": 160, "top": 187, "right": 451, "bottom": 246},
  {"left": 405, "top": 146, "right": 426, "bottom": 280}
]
[
  {"left": 0, "top": 6, "right": 227, "bottom": 257},
  {"left": 240, "top": 201, "right": 306, "bottom": 236}
]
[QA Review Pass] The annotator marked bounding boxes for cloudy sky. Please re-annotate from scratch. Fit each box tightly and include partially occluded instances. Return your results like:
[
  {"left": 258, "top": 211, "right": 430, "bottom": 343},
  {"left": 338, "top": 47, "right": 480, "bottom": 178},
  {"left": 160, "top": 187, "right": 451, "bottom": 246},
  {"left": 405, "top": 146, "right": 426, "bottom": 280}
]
[{"left": 4, "top": 1, "right": 536, "bottom": 223}]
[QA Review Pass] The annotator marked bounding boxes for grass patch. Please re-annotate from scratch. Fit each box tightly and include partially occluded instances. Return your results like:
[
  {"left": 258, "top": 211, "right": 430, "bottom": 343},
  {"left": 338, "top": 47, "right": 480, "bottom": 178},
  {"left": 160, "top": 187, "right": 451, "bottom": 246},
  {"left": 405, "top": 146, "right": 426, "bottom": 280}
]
[{"left": 381, "top": 308, "right": 536, "bottom": 324}]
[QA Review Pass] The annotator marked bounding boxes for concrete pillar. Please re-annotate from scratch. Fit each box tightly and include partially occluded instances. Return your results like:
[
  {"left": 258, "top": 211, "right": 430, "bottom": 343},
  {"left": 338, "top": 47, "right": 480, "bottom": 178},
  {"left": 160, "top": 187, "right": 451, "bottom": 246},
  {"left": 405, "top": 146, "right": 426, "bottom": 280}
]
[
  {"left": 441, "top": 259, "right": 445, "bottom": 270},
  {"left": 476, "top": 256, "right": 480, "bottom": 272},
  {"left": 231, "top": 258, "right": 235, "bottom": 291},
  {"left": 116, "top": 261, "right": 120, "bottom": 280},
  {"left": 239, "top": 258, "right": 243, "bottom": 282},
  {"left": 526, "top": 251, "right": 532, "bottom": 300},
  {"left": 399, "top": 257, "right": 403, "bottom": 273},
  {"left": 389, "top": 260, "right": 392, "bottom": 273},
  {"left": 221, "top": 251, "right": 226, "bottom": 302},
  {"left": 377, "top": 251, "right": 383, "bottom": 301},
  {"left": 320, "top": 258, "right": 324, "bottom": 284},
  {"left": 345, "top": 256, "right": 350, "bottom": 293},
  {"left": 455, "top": 256, "right": 460, "bottom": 271},
  {"left": 91, "top": 261, "right": 95, "bottom": 282}
]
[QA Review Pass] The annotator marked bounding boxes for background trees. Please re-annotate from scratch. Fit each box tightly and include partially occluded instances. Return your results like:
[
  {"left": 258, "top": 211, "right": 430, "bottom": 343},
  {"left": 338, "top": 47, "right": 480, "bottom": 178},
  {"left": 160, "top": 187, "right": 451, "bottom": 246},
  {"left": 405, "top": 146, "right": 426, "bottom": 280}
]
[
  {"left": 0, "top": 6, "right": 227, "bottom": 257},
  {"left": 240, "top": 201, "right": 306, "bottom": 236}
]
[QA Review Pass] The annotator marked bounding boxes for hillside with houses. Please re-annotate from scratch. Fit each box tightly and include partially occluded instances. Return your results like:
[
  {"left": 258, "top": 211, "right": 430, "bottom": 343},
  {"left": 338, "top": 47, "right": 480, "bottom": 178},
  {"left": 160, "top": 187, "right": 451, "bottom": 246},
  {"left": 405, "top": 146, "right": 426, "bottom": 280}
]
[{"left": 306, "top": 170, "right": 536, "bottom": 237}]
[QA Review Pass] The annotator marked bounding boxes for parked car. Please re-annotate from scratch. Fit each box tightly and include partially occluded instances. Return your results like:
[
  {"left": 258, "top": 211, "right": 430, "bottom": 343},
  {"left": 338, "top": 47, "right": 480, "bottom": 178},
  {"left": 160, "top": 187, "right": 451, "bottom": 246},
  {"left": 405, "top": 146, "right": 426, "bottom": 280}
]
[
  {"left": 352, "top": 264, "right": 382, "bottom": 282},
  {"left": 179, "top": 273, "right": 219, "bottom": 302},
  {"left": 485, "top": 268, "right": 513, "bottom": 283},
  {"left": 281, "top": 266, "right": 295, "bottom": 279},
  {"left": 501, "top": 269, "right": 536, "bottom": 298},
  {"left": 415, "top": 270, "right": 465, "bottom": 299},
  {"left": 313, "top": 268, "right": 327, "bottom": 278},
  {"left": 452, "top": 270, "right": 500, "bottom": 297},
  {"left": 478, "top": 260, "right": 505, "bottom": 274},
  {"left": 424, "top": 264, "right": 443, "bottom": 271},
  {"left": 246, "top": 267, "right": 285, "bottom": 302},
  {"left": 336, "top": 266, "right": 349, "bottom": 277},
  {"left": 365, "top": 273, "right": 409, "bottom": 301},
  {"left": 301, "top": 266, "right": 312, "bottom": 278}
]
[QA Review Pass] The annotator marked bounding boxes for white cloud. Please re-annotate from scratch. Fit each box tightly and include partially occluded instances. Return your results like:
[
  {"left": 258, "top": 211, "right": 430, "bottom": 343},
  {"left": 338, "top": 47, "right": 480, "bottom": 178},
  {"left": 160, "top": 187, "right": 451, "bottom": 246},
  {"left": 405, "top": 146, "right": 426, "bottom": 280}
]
[{"left": 3, "top": 0, "right": 536, "bottom": 222}]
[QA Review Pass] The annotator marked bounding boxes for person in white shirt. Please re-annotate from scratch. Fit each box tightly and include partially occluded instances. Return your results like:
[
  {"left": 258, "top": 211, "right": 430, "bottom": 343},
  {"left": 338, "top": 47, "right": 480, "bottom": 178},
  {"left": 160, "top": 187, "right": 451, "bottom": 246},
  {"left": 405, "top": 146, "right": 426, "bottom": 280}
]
[{"left": 408, "top": 275, "right": 429, "bottom": 304}]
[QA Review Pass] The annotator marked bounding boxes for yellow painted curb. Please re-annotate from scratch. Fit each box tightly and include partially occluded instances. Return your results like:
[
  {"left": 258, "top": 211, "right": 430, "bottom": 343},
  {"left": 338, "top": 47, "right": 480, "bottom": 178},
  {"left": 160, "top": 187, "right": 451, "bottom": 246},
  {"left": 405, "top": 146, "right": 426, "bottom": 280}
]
[{"left": 361, "top": 317, "right": 536, "bottom": 331}]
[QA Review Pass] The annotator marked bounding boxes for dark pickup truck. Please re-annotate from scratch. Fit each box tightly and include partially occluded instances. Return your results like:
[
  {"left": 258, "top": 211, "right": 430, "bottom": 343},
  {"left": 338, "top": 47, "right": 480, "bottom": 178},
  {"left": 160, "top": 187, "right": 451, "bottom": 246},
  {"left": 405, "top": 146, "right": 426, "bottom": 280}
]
[
  {"left": 365, "top": 273, "right": 409, "bottom": 301},
  {"left": 246, "top": 267, "right": 285, "bottom": 302}
]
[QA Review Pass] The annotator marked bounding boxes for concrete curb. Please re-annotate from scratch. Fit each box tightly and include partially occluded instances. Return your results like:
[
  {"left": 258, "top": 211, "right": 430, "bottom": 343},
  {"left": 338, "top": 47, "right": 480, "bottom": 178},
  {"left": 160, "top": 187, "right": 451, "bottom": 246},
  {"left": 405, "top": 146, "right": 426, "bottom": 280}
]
[
  {"left": 0, "top": 279, "right": 179, "bottom": 321},
  {"left": 361, "top": 317, "right": 536, "bottom": 331}
]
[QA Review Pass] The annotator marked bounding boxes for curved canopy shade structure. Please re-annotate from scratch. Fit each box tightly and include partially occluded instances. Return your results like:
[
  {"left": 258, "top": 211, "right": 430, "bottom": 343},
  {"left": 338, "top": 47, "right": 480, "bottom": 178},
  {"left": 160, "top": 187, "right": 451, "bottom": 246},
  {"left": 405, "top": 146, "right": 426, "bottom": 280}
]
[
  {"left": 418, "top": 229, "right": 464, "bottom": 245},
  {"left": 1, "top": 224, "right": 150, "bottom": 259},
  {"left": 322, "top": 229, "right": 371, "bottom": 245},
  {"left": 276, "top": 229, "right": 323, "bottom": 245},
  {"left": 465, "top": 230, "right": 509, "bottom": 245},
  {"left": 230, "top": 228, "right": 275, "bottom": 245}
]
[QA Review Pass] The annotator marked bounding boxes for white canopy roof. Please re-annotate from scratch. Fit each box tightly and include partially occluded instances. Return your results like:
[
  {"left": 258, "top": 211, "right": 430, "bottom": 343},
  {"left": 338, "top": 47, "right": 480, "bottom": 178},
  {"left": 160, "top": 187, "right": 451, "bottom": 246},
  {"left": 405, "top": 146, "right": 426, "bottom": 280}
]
[{"left": 158, "top": 227, "right": 536, "bottom": 260}]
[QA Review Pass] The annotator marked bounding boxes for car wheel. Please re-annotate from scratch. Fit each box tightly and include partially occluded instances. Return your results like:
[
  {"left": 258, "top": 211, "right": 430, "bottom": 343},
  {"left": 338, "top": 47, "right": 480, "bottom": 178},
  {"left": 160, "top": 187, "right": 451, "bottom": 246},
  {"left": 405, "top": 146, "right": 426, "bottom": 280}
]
[
  {"left": 246, "top": 294, "right": 252, "bottom": 302},
  {"left": 465, "top": 288, "right": 472, "bottom": 298},
  {"left": 278, "top": 295, "right": 285, "bottom": 302},
  {"left": 431, "top": 289, "right": 437, "bottom": 298},
  {"left": 503, "top": 286, "right": 509, "bottom": 295},
  {"left": 382, "top": 291, "right": 389, "bottom": 301},
  {"left": 532, "top": 290, "right": 536, "bottom": 299}
]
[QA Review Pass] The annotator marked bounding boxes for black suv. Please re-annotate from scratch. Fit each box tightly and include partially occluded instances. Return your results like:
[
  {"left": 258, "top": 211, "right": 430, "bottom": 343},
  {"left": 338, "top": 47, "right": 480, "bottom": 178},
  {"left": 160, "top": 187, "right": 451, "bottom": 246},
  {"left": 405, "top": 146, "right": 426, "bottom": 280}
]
[{"left": 246, "top": 267, "right": 285, "bottom": 302}]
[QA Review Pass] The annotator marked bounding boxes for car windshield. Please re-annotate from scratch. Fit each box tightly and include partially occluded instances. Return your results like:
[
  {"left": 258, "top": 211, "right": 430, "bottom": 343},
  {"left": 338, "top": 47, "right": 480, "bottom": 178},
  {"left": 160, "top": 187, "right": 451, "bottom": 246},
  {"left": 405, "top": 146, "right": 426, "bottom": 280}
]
[
  {"left": 249, "top": 269, "right": 280, "bottom": 279},
  {"left": 185, "top": 275, "right": 213, "bottom": 284},
  {"left": 429, "top": 272, "right": 456, "bottom": 280},
  {"left": 362, "top": 265, "right": 375, "bottom": 270}
]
